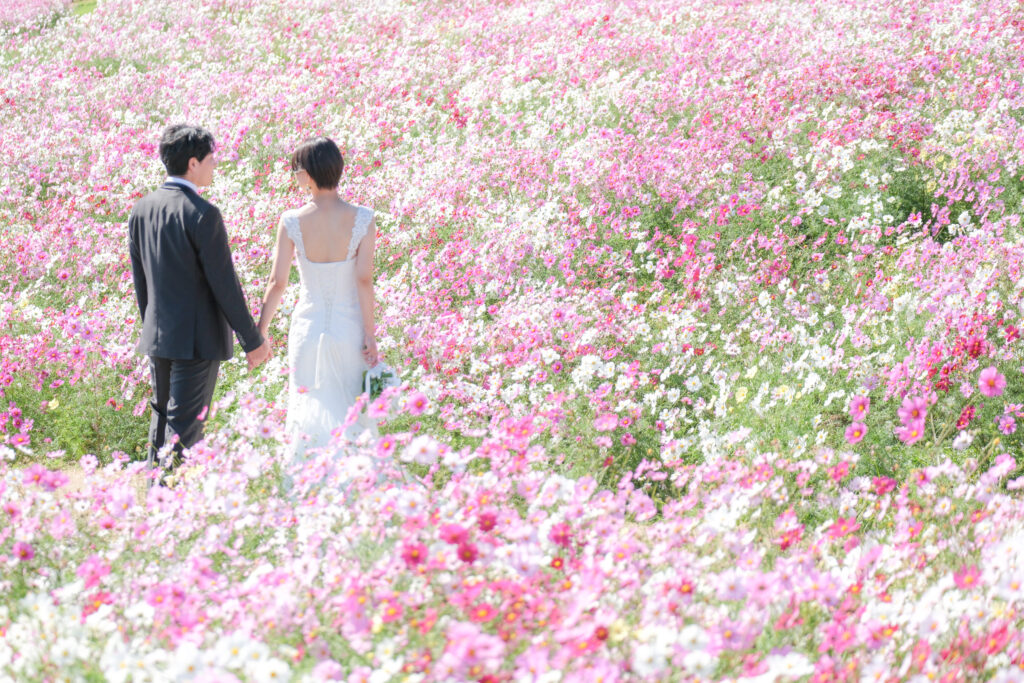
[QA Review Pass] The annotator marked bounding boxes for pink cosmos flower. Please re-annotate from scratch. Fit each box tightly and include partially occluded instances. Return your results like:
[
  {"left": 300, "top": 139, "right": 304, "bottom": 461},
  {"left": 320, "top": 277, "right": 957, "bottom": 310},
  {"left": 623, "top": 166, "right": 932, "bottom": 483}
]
[
  {"left": 401, "top": 542, "right": 427, "bottom": 568},
  {"left": 380, "top": 599, "right": 403, "bottom": 623},
  {"left": 827, "top": 517, "right": 860, "bottom": 538},
  {"left": 996, "top": 414, "right": 1017, "bottom": 435},
  {"left": 77, "top": 555, "right": 111, "bottom": 589},
  {"left": 405, "top": 391, "right": 428, "bottom": 416},
  {"left": 848, "top": 396, "right": 870, "bottom": 420},
  {"left": 978, "top": 367, "right": 1006, "bottom": 397},
  {"left": 457, "top": 542, "right": 479, "bottom": 564},
  {"left": 897, "top": 396, "right": 928, "bottom": 425},
  {"left": 22, "top": 463, "right": 48, "bottom": 486},
  {"left": 468, "top": 603, "right": 497, "bottom": 623},
  {"left": 376, "top": 435, "right": 397, "bottom": 458},
  {"left": 548, "top": 522, "right": 572, "bottom": 548},
  {"left": 366, "top": 397, "right": 389, "bottom": 419},
  {"left": 477, "top": 511, "right": 497, "bottom": 532},
  {"left": 844, "top": 422, "right": 866, "bottom": 444},
  {"left": 593, "top": 413, "right": 618, "bottom": 432},
  {"left": 896, "top": 419, "right": 926, "bottom": 444},
  {"left": 953, "top": 565, "right": 982, "bottom": 590},
  {"left": 439, "top": 524, "right": 468, "bottom": 545},
  {"left": 80, "top": 453, "right": 99, "bottom": 474},
  {"left": 872, "top": 477, "right": 897, "bottom": 495},
  {"left": 13, "top": 541, "right": 34, "bottom": 562},
  {"left": 439, "top": 622, "right": 505, "bottom": 676}
]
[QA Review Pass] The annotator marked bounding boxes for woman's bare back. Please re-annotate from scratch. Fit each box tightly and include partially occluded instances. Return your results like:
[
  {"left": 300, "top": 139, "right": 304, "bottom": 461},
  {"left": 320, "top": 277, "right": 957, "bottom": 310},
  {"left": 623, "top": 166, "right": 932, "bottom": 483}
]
[{"left": 294, "top": 199, "right": 361, "bottom": 263}]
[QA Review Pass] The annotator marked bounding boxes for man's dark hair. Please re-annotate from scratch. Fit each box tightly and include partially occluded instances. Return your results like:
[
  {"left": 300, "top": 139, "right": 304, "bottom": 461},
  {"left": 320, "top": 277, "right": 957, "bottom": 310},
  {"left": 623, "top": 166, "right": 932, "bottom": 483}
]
[
  {"left": 290, "top": 137, "right": 344, "bottom": 189},
  {"left": 159, "top": 124, "right": 215, "bottom": 176}
]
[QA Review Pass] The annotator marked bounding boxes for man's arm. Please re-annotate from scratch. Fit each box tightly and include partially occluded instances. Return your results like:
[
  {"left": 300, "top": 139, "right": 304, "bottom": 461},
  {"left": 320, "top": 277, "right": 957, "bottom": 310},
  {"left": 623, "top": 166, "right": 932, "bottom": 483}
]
[
  {"left": 128, "top": 215, "right": 148, "bottom": 321},
  {"left": 191, "top": 206, "right": 265, "bottom": 353}
]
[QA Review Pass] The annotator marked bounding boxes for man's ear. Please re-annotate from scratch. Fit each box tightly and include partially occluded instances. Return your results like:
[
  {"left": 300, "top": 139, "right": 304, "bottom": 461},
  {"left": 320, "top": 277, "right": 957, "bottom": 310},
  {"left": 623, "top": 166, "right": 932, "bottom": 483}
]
[{"left": 187, "top": 156, "right": 200, "bottom": 173}]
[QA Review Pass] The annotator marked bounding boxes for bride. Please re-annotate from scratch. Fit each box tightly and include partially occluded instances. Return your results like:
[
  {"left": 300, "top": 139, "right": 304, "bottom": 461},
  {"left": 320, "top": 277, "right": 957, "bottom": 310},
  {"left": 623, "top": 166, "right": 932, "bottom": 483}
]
[{"left": 257, "top": 136, "right": 378, "bottom": 455}]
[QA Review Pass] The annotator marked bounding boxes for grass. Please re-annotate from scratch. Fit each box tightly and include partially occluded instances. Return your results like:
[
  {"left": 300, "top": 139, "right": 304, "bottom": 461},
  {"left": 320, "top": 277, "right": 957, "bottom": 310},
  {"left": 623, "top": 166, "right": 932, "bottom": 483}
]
[{"left": 71, "top": 0, "right": 97, "bottom": 16}]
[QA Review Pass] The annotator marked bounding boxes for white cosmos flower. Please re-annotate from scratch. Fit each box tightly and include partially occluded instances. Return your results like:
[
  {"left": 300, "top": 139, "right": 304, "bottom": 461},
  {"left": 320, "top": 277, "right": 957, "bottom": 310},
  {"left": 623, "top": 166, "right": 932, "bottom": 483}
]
[
  {"left": 249, "top": 657, "right": 292, "bottom": 683},
  {"left": 401, "top": 435, "right": 440, "bottom": 466}
]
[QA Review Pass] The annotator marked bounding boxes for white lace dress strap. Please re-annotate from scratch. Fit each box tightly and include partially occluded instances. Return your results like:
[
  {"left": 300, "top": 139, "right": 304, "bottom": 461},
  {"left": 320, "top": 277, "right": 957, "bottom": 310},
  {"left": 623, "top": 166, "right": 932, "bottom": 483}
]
[
  {"left": 347, "top": 206, "right": 374, "bottom": 261},
  {"left": 283, "top": 211, "right": 305, "bottom": 260}
]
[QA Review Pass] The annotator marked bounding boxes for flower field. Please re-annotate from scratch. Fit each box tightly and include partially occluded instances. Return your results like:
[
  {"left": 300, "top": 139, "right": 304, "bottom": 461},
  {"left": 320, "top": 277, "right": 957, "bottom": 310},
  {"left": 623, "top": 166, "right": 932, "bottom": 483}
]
[{"left": 3, "top": 0, "right": 1024, "bottom": 679}]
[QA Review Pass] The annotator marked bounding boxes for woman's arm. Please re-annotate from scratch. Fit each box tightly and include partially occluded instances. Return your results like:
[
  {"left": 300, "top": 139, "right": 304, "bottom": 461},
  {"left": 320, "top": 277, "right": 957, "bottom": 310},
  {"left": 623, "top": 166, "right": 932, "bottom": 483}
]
[
  {"left": 354, "top": 215, "right": 378, "bottom": 366},
  {"left": 257, "top": 218, "right": 294, "bottom": 338}
]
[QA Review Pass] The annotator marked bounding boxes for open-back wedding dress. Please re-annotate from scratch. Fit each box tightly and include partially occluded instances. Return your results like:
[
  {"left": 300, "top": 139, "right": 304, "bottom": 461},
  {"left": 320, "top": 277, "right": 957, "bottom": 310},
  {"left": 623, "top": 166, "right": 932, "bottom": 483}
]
[{"left": 281, "top": 205, "right": 376, "bottom": 457}]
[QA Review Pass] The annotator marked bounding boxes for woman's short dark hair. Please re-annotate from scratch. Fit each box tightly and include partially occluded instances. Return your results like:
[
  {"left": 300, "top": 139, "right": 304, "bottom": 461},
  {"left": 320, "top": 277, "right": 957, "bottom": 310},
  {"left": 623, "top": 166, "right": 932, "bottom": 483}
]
[
  {"left": 159, "top": 124, "right": 215, "bottom": 176},
  {"left": 290, "top": 137, "right": 344, "bottom": 189}
]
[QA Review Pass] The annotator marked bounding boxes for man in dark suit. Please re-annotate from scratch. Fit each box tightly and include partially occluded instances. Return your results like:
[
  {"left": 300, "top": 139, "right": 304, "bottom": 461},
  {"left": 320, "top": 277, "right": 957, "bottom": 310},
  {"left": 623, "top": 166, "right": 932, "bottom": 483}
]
[{"left": 128, "top": 124, "right": 272, "bottom": 482}]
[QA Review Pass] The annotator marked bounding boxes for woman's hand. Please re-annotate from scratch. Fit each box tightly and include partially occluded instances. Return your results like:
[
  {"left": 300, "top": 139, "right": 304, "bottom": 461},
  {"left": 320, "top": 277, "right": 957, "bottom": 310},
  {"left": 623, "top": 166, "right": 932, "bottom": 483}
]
[{"left": 362, "top": 335, "right": 379, "bottom": 367}]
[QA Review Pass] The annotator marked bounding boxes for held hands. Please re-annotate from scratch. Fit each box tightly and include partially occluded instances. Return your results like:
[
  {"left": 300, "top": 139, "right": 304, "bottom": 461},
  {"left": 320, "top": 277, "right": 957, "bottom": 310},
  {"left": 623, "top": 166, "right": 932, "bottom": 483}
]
[
  {"left": 362, "top": 335, "right": 379, "bottom": 367},
  {"left": 246, "top": 338, "right": 273, "bottom": 371}
]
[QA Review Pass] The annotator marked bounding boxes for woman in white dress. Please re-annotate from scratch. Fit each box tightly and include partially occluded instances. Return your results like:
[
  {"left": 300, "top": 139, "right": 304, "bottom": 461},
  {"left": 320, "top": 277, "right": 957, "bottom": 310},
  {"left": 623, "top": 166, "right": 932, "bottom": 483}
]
[{"left": 257, "top": 137, "right": 378, "bottom": 455}]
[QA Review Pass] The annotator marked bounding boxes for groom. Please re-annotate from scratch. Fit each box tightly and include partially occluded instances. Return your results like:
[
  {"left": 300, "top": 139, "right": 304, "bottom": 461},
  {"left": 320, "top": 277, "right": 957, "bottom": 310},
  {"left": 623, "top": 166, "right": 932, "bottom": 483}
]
[{"left": 128, "top": 124, "right": 271, "bottom": 481}]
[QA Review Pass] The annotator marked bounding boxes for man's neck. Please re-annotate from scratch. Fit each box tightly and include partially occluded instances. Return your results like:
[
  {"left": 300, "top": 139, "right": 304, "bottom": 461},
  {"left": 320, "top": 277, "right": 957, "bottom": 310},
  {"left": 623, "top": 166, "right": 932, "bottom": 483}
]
[{"left": 167, "top": 176, "right": 199, "bottom": 193}]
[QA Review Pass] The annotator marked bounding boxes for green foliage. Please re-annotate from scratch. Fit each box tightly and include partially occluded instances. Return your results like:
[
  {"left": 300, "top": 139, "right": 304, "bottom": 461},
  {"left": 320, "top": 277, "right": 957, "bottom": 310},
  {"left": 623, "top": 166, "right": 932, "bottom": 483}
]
[{"left": 7, "top": 370, "right": 148, "bottom": 465}]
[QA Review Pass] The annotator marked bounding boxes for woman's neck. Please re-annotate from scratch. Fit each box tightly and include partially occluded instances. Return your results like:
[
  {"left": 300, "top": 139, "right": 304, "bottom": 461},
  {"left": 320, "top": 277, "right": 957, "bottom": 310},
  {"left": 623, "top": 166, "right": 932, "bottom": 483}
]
[{"left": 309, "top": 187, "right": 340, "bottom": 204}]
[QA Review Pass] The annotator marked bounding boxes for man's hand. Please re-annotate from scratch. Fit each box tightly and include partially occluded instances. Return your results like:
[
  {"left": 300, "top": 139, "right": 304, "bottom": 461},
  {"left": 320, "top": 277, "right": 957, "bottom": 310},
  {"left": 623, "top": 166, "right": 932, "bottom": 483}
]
[{"left": 246, "top": 339, "right": 273, "bottom": 371}]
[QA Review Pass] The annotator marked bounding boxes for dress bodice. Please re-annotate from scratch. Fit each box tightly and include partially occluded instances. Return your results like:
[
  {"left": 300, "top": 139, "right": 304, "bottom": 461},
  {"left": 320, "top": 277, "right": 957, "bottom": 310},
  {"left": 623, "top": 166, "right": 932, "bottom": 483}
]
[{"left": 283, "top": 206, "right": 373, "bottom": 315}]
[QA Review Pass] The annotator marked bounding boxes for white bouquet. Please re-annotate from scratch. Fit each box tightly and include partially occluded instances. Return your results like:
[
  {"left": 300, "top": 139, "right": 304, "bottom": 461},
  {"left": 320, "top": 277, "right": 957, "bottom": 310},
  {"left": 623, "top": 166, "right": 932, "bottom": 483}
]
[{"left": 363, "top": 362, "right": 401, "bottom": 399}]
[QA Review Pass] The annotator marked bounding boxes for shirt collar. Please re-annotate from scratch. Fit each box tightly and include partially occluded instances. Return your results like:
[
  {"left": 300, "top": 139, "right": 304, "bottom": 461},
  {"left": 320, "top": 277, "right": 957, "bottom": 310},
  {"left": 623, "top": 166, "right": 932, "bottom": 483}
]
[{"left": 166, "top": 176, "right": 199, "bottom": 193}]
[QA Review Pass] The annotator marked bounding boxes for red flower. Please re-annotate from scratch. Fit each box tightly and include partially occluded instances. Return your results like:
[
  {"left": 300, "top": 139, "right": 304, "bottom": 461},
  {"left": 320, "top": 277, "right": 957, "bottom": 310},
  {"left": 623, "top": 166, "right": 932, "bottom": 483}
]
[{"left": 778, "top": 527, "right": 803, "bottom": 550}]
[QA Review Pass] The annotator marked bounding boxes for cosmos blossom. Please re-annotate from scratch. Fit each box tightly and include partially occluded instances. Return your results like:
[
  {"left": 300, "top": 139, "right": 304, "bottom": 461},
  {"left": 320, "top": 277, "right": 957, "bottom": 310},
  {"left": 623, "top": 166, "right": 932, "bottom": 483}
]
[{"left": 978, "top": 367, "right": 1006, "bottom": 398}]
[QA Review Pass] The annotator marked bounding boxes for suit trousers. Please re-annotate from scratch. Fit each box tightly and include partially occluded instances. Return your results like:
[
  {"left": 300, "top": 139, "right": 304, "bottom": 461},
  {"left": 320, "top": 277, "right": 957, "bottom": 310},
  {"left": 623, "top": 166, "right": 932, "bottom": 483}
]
[{"left": 147, "top": 357, "right": 220, "bottom": 469}]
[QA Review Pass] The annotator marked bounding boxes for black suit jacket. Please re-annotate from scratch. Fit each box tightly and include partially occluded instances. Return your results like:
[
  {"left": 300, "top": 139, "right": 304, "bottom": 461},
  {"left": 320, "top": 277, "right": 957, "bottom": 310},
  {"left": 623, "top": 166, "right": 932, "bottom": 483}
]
[{"left": 128, "top": 182, "right": 263, "bottom": 360}]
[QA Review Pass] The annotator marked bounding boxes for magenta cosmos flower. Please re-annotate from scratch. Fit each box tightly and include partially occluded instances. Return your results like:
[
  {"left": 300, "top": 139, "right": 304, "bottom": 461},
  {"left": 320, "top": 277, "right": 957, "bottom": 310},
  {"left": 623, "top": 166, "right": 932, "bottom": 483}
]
[
  {"left": 978, "top": 367, "right": 1006, "bottom": 397},
  {"left": 13, "top": 541, "right": 35, "bottom": 562}
]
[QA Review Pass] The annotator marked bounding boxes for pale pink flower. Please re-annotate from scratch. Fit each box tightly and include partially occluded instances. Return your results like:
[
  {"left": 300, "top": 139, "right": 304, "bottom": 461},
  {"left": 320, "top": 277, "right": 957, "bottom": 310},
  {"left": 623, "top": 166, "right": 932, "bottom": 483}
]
[
  {"left": 593, "top": 413, "right": 618, "bottom": 432},
  {"left": 897, "top": 396, "right": 927, "bottom": 425},
  {"left": 978, "top": 367, "right": 1006, "bottom": 397}
]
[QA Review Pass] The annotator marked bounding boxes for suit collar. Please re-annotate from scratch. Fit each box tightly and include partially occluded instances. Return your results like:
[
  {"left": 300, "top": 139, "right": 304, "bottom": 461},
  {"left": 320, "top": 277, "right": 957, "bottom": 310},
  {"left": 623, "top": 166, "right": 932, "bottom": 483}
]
[{"left": 160, "top": 182, "right": 200, "bottom": 197}]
